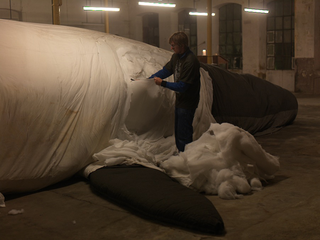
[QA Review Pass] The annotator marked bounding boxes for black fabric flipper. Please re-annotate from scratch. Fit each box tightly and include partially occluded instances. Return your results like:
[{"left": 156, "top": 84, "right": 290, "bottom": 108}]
[{"left": 89, "top": 165, "right": 224, "bottom": 235}]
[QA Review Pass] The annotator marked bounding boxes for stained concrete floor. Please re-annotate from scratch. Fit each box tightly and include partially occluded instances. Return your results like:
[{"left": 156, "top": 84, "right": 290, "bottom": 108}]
[{"left": 1, "top": 94, "right": 320, "bottom": 240}]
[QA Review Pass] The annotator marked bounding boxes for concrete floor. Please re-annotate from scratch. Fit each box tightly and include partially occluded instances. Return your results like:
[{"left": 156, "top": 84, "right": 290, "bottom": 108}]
[{"left": 1, "top": 94, "right": 320, "bottom": 240}]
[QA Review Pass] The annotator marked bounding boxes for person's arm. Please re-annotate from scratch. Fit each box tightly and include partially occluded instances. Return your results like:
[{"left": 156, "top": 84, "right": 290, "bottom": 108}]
[
  {"left": 149, "top": 67, "right": 172, "bottom": 79},
  {"left": 160, "top": 80, "right": 190, "bottom": 93}
]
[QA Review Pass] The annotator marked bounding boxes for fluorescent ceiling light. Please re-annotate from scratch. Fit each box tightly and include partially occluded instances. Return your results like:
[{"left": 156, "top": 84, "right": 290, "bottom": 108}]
[
  {"left": 83, "top": 6, "right": 120, "bottom": 11},
  {"left": 189, "top": 12, "right": 215, "bottom": 16},
  {"left": 138, "top": 2, "right": 176, "bottom": 8},
  {"left": 244, "top": 8, "right": 269, "bottom": 14}
]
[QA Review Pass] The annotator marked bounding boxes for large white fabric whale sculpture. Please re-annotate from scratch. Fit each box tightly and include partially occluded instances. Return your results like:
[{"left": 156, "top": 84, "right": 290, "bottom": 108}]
[
  {"left": 0, "top": 19, "right": 168, "bottom": 193},
  {"left": 0, "top": 19, "right": 209, "bottom": 193},
  {"left": 0, "top": 20, "right": 280, "bottom": 199}
]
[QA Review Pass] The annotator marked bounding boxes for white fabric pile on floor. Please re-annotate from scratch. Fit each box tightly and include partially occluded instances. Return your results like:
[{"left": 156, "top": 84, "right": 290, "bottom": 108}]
[
  {"left": 0, "top": 20, "right": 279, "bottom": 199},
  {"left": 162, "top": 123, "right": 279, "bottom": 199},
  {"left": 88, "top": 123, "right": 280, "bottom": 199}
]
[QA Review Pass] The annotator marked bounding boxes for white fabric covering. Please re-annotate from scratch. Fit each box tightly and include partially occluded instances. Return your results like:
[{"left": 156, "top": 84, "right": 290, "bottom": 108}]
[
  {"left": 90, "top": 123, "right": 280, "bottom": 199},
  {"left": 0, "top": 20, "right": 279, "bottom": 199},
  {"left": 0, "top": 20, "right": 172, "bottom": 193}
]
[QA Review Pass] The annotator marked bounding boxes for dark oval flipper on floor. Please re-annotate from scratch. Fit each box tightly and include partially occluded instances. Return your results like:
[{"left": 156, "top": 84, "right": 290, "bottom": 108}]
[{"left": 89, "top": 165, "right": 224, "bottom": 235}]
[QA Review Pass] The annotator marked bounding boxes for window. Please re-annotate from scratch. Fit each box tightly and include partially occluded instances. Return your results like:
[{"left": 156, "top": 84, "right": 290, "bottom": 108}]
[
  {"left": 0, "top": 7, "right": 22, "bottom": 21},
  {"left": 267, "top": 0, "right": 295, "bottom": 70},
  {"left": 143, "top": 13, "right": 159, "bottom": 47},
  {"left": 219, "top": 3, "right": 242, "bottom": 69},
  {"left": 178, "top": 10, "right": 197, "bottom": 55}
]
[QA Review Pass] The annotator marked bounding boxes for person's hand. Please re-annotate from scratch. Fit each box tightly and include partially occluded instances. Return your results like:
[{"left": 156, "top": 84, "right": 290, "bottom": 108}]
[{"left": 154, "top": 77, "right": 162, "bottom": 86}]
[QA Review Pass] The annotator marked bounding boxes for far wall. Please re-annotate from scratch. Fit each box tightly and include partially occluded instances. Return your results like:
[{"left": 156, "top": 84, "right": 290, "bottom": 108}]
[{"left": 0, "top": 0, "right": 319, "bottom": 93}]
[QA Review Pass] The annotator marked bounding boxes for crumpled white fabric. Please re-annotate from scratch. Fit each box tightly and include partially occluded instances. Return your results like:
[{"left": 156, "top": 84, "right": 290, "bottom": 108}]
[
  {"left": 92, "top": 137, "right": 173, "bottom": 169},
  {"left": 8, "top": 209, "right": 24, "bottom": 215},
  {"left": 89, "top": 123, "right": 280, "bottom": 199},
  {"left": 162, "top": 123, "right": 280, "bottom": 199}
]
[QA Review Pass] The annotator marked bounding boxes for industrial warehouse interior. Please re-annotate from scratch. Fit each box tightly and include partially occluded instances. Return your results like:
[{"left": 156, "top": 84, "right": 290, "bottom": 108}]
[{"left": 1, "top": 0, "right": 320, "bottom": 239}]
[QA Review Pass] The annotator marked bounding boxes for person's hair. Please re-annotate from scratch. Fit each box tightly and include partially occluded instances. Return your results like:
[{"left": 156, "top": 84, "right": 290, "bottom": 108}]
[{"left": 168, "top": 32, "right": 188, "bottom": 47}]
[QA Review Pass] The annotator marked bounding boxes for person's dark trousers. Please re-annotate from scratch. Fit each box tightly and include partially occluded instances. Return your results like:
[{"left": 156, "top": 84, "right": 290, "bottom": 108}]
[{"left": 174, "top": 107, "right": 196, "bottom": 152}]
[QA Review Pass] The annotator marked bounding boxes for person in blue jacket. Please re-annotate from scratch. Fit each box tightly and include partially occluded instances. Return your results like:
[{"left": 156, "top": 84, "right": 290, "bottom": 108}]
[{"left": 150, "top": 31, "right": 201, "bottom": 152}]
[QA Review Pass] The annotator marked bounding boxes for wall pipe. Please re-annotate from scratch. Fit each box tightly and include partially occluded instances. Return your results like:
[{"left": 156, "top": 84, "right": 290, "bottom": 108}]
[
  {"left": 9, "top": 0, "right": 12, "bottom": 19},
  {"left": 52, "top": 0, "right": 62, "bottom": 25},
  {"left": 105, "top": 0, "right": 109, "bottom": 33},
  {"left": 207, "top": 0, "right": 212, "bottom": 64}
]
